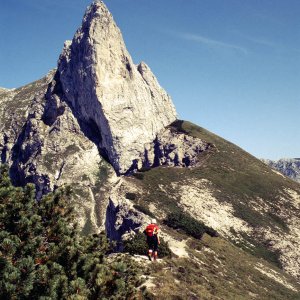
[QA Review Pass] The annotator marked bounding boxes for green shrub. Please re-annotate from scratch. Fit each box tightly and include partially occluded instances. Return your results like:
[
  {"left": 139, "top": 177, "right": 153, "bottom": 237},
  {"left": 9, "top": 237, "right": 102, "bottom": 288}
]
[
  {"left": 123, "top": 232, "right": 172, "bottom": 258},
  {"left": 0, "top": 164, "right": 142, "bottom": 299},
  {"left": 133, "top": 172, "right": 144, "bottom": 180},
  {"left": 133, "top": 204, "right": 155, "bottom": 218},
  {"left": 164, "top": 212, "right": 218, "bottom": 239},
  {"left": 138, "top": 167, "right": 151, "bottom": 172},
  {"left": 125, "top": 192, "right": 136, "bottom": 200}
]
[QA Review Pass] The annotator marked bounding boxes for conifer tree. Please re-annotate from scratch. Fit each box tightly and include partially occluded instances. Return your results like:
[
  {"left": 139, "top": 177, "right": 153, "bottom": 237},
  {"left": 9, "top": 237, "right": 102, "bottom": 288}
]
[{"left": 0, "top": 165, "right": 143, "bottom": 299}]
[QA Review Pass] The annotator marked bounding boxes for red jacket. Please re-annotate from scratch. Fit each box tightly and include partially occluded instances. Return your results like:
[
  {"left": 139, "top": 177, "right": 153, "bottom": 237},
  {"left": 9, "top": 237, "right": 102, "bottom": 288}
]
[{"left": 145, "top": 224, "right": 159, "bottom": 237}]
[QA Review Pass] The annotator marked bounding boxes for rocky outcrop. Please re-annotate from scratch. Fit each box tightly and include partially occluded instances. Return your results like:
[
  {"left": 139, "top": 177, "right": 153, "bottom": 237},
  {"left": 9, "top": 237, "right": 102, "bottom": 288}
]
[
  {"left": 58, "top": 1, "right": 177, "bottom": 174},
  {"left": 154, "top": 127, "right": 212, "bottom": 167},
  {"left": 0, "top": 72, "right": 55, "bottom": 165},
  {"left": 3, "top": 72, "right": 117, "bottom": 232},
  {"left": 105, "top": 178, "right": 147, "bottom": 249},
  {"left": 262, "top": 158, "right": 300, "bottom": 183}
]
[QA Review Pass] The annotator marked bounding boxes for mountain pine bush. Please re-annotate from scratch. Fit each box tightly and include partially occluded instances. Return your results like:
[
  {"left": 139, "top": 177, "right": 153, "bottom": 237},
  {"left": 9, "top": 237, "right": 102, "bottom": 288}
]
[
  {"left": 164, "top": 211, "right": 218, "bottom": 239},
  {"left": 0, "top": 165, "right": 143, "bottom": 299},
  {"left": 123, "top": 232, "right": 172, "bottom": 258}
]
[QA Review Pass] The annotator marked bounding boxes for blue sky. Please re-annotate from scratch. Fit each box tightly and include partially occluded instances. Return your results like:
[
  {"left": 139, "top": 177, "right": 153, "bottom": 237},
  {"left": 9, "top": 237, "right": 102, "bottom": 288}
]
[{"left": 0, "top": 0, "right": 299, "bottom": 159}]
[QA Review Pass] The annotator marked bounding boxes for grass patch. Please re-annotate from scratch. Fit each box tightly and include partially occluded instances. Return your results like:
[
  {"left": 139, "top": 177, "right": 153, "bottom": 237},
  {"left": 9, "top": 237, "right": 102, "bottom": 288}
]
[
  {"left": 145, "top": 234, "right": 300, "bottom": 299},
  {"left": 91, "top": 160, "right": 113, "bottom": 228},
  {"left": 234, "top": 231, "right": 283, "bottom": 269},
  {"left": 72, "top": 185, "right": 90, "bottom": 199},
  {"left": 42, "top": 152, "right": 58, "bottom": 172},
  {"left": 133, "top": 172, "right": 144, "bottom": 180},
  {"left": 64, "top": 143, "right": 81, "bottom": 156},
  {"left": 81, "top": 212, "right": 96, "bottom": 235}
]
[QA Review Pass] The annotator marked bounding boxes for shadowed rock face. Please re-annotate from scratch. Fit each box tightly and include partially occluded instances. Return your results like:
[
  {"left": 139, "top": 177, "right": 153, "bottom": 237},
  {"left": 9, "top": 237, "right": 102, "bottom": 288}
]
[
  {"left": 58, "top": 1, "right": 177, "bottom": 174},
  {"left": 0, "top": 73, "right": 56, "bottom": 167}
]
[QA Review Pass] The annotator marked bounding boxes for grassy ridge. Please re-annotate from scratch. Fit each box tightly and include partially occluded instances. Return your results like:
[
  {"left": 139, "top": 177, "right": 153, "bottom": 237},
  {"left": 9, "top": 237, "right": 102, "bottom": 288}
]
[
  {"left": 176, "top": 121, "right": 300, "bottom": 231},
  {"left": 127, "top": 120, "right": 300, "bottom": 269},
  {"left": 175, "top": 120, "right": 299, "bottom": 199}
]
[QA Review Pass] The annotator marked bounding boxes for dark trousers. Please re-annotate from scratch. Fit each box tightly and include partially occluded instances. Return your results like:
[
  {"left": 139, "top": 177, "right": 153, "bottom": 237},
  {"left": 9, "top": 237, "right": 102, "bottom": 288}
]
[{"left": 147, "top": 235, "right": 158, "bottom": 252}]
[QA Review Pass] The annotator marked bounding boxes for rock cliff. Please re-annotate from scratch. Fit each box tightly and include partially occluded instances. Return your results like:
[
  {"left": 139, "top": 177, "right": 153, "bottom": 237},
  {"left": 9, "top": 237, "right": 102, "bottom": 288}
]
[
  {"left": 0, "top": 1, "right": 209, "bottom": 235},
  {"left": 57, "top": 1, "right": 178, "bottom": 174}
]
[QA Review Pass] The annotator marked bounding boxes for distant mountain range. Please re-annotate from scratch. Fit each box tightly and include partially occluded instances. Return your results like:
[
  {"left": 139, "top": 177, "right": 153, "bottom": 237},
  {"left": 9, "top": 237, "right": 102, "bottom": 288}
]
[{"left": 262, "top": 158, "right": 300, "bottom": 183}]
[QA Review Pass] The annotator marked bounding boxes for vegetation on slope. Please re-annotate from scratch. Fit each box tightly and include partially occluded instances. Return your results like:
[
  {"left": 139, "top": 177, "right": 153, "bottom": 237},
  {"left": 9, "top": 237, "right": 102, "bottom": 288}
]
[
  {"left": 143, "top": 234, "right": 300, "bottom": 299},
  {"left": 123, "top": 232, "right": 172, "bottom": 258},
  {"left": 0, "top": 165, "right": 144, "bottom": 299},
  {"left": 172, "top": 120, "right": 300, "bottom": 228},
  {"left": 164, "top": 211, "right": 218, "bottom": 239},
  {"left": 126, "top": 120, "right": 300, "bottom": 268}
]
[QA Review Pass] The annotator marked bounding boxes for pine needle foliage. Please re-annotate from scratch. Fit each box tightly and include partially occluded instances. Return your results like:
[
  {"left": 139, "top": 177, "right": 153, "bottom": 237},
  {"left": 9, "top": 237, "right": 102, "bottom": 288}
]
[
  {"left": 123, "top": 232, "right": 172, "bottom": 258},
  {"left": 0, "top": 165, "right": 142, "bottom": 299},
  {"left": 164, "top": 211, "right": 218, "bottom": 239}
]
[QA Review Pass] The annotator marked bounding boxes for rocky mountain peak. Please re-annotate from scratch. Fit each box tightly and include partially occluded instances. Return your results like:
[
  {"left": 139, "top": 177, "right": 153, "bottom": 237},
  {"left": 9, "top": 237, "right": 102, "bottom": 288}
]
[
  {"left": 0, "top": 0, "right": 209, "bottom": 232},
  {"left": 57, "top": 1, "right": 177, "bottom": 174},
  {"left": 1, "top": 2, "right": 300, "bottom": 295}
]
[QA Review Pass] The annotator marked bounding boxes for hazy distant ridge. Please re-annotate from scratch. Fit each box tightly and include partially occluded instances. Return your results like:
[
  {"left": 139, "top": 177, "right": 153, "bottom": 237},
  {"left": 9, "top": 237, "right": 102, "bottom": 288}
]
[{"left": 262, "top": 158, "right": 300, "bottom": 183}]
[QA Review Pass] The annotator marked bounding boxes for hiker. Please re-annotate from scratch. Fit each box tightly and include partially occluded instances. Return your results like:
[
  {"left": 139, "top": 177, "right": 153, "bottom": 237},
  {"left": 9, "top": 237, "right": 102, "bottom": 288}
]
[{"left": 144, "top": 219, "right": 160, "bottom": 261}]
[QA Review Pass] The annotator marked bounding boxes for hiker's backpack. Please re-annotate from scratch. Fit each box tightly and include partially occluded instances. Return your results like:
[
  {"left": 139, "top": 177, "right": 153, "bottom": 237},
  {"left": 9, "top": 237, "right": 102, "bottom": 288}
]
[{"left": 145, "top": 224, "right": 159, "bottom": 237}]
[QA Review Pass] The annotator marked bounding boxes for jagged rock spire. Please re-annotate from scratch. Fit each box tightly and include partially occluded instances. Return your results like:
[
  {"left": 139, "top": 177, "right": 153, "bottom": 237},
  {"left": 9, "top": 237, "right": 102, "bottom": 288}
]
[{"left": 58, "top": 1, "right": 177, "bottom": 174}]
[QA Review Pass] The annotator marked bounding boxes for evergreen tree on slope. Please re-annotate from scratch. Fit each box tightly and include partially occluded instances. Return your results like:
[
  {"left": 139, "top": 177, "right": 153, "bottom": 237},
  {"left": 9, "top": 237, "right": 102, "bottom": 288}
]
[{"left": 0, "top": 165, "right": 142, "bottom": 299}]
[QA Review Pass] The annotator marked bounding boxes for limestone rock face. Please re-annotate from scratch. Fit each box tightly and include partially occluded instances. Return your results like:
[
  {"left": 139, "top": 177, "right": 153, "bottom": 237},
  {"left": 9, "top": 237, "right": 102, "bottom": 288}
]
[
  {"left": 0, "top": 72, "right": 117, "bottom": 232},
  {"left": 155, "top": 127, "right": 212, "bottom": 167},
  {"left": 58, "top": 1, "right": 177, "bottom": 174},
  {"left": 0, "top": 72, "right": 56, "bottom": 165},
  {"left": 105, "top": 178, "right": 147, "bottom": 249},
  {"left": 0, "top": 1, "right": 208, "bottom": 235}
]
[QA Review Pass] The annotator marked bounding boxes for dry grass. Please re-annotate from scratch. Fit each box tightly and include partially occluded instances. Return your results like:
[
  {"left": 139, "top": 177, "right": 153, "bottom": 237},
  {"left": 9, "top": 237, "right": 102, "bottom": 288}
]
[{"left": 143, "top": 234, "right": 300, "bottom": 299}]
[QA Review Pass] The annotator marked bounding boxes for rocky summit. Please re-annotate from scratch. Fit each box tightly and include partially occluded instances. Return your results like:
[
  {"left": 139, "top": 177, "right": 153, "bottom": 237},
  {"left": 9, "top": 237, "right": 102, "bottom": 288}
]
[
  {"left": 1, "top": 1, "right": 300, "bottom": 299},
  {"left": 58, "top": 1, "right": 178, "bottom": 174}
]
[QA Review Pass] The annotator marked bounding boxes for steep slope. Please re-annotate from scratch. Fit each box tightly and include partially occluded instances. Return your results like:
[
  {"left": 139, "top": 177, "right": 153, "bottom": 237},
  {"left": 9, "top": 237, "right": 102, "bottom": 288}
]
[
  {"left": 262, "top": 158, "right": 300, "bottom": 183},
  {"left": 122, "top": 121, "right": 300, "bottom": 284},
  {"left": 0, "top": 72, "right": 55, "bottom": 164},
  {"left": 141, "top": 233, "right": 300, "bottom": 299}
]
